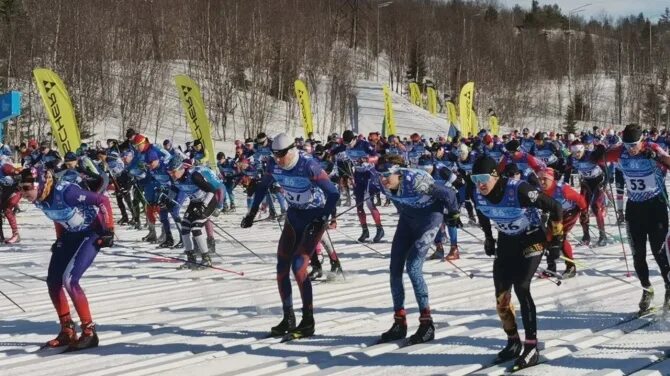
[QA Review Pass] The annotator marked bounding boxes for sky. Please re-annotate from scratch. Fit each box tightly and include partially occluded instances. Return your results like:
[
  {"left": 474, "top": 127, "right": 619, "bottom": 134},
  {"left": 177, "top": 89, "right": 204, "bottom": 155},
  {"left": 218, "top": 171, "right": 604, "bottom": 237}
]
[{"left": 499, "top": 0, "right": 668, "bottom": 21}]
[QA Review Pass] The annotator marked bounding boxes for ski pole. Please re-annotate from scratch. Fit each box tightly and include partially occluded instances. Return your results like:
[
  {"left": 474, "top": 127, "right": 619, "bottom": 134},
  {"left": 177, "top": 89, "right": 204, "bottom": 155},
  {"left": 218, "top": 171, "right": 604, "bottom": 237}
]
[
  {"left": 0, "top": 288, "right": 25, "bottom": 312},
  {"left": 560, "top": 255, "right": 649, "bottom": 292},
  {"left": 1, "top": 266, "right": 46, "bottom": 282},
  {"left": 333, "top": 228, "right": 386, "bottom": 257},
  {"left": 105, "top": 246, "right": 245, "bottom": 276},
  {"left": 210, "top": 221, "right": 267, "bottom": 263},
  {"left": 566, "top": 232, "right": 598, "bottom": 256},
  {"left": 0, "top": 276, "right": 24, "bottom": 288},
  {"left": 605, "top": 168, "right": 632, "bottom": 277},
  {"left": 446, "top": 258, "right": 474, "bottom": 279},
  {"left": 324, "top": 229, "right": 345, "bottom": 280},
  {"left": 332, "top": 196, "right": 374, "bottom": 220}
]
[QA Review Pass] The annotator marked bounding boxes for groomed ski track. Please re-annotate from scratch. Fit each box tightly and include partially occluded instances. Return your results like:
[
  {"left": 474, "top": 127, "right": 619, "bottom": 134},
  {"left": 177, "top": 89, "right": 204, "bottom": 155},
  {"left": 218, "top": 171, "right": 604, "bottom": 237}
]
[{"left": 0, "top": 195, "right": 669, "bottom": 376}]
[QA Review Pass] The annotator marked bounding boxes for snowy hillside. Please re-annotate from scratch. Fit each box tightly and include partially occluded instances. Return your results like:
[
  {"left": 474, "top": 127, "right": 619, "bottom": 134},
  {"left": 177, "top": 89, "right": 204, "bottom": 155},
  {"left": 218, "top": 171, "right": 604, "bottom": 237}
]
[{"left": 1, "top": 193, "right": 669, "bottom": 375}]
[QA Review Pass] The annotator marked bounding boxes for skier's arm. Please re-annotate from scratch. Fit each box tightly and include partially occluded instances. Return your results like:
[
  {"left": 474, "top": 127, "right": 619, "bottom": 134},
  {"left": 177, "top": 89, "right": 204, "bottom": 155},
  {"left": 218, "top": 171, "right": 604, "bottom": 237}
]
[
  {"left": 477, "top": 209, "right": 494, "bottom": 239},
  {"left": 192, "top": 171, "right": 218, "bottom": 207},
  {"left": 310, "top": 161, "right": 340, "bottom": 217},
  {"left": 563, "top": 184, "right": 587, "bottom": 211},
  {"left": 517, "top": 182, "right": 562, "bottom": 223},
  {"left": 63, "top": 184, "right": 114, "bottom": 232},
  {"left": 249, "top": 173, "right": 274, "bottom": 210}
]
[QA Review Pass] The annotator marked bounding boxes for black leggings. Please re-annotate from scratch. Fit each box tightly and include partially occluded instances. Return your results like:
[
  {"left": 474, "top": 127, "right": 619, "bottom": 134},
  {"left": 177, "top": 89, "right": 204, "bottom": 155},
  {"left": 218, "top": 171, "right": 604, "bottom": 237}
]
[
  {"left": 625, "top": 196, "right": 670, "bottom": 287},
  {"left": 494, "top": 234, "right": 543, "bottom": 341}
]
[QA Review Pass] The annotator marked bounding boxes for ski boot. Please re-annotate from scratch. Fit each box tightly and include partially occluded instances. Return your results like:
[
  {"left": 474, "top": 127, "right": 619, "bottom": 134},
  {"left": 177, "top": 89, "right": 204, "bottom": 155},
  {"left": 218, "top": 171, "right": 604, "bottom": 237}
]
[
  {"left": 616, "top": 210, "right": 625, "bottom": 224},
  {"left": 358, "top": 226, "right": 370, "bottom": 242},
  {"left": 379, "top": 309, "right": 407, "bottom": 343},
  {"left": 375, "top": 195, "right": 382, "bottom": 207},
  {"left": 64, "top": 322, "right": 99, "bottom": 352},
  {"left": 639, "top": 287, "right": 655, "bottom": 315},
  {"left": 467, "top": 214, "right": 477, "bottom": 226},
  {"left": 328, "top": 219, "right": 337, "bottom": 229},
  {"left": 45, "top": 320, "right": 78, "bottom": 348},
  {"left": 207, "top": 237, "right": 216, "bottom": 253},
  {"left": 511, "top": 342, "right": 539, "bottom": 371},
  {"left": 270, "top": 308, "right": 296, "bottom": 337},
  {"left": 309, "top": 266, "right": 323, "bottom": 281},
  {"left": 445, "top": 245, "right": 460, "bottom": 261},
  {"left": 172, "top": 238, "right": 183, "bottom": 249},
  {"left": 117, "top": 216, "right": 129, "bottom": 225},
  {"left": 142, "top": 224, "right": 157, "bottom": 242},
  {"left": 200, "top": 253, "right": 213, "bottom": 269},
  {"left": 5, "top": 233, "right": 20, "bottom": 244},
  {"left": 428, "top": 244, "right": 445, "bottom": 260},
  {"left": 496, "top": 335, "right": 522, "bottom": 362},
  {"left": 664, "top": 284, "right": 670, "bottom": 313},
  {"left": 562, "top": 264, "right": 577, "bottom": 279},
  {"left": 156, "top": 228, "right": 166, "bottom": 245},
  {"left": 596, "top": 230, "right": 608, "bottom": 247},
  {"left": 330, "top": 259, "right": 343, "bottom": 274},
  {"left": 580, "top": 232, "right": 591, "bottom": 246},
  {"left": 211, "top": 208, "right": 221, "bottom": 217},
  {"left": 229, "top": 203, "right": 236, "bottom": 213},
  {"left": 406, "top": 310, "right": 434, "bottom": 345},
  {"left": 178, "top": 251, "right": 198, "bottom": 270},
  {"left": 286, "top": 309, "right": 314, "bottom": 340},
  {"left": 372, "top": 225, "right": 384, "bottom": 243},
  {"left": 157, "top": 235, "right": 174, "bottom": 249}
]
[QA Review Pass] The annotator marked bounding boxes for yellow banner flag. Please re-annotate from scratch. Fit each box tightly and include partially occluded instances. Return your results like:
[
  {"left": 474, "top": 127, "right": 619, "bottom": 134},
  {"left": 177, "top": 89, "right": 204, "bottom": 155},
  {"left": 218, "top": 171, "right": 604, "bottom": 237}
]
[
  {"left": 446, "top": 101, "right": 458, "bottom": 126},
  {"left": 489, "top": 114, "right": 500, "bottom": 135},
  {"left": 427, "top": 87, "right": 437, "bottom": 115},
  {"left": 33, "top": 68, "right": 81, "bottom": 154},
  {"left": 174, "top": 75, "right": 215, "bottom": 167},
  {"left": 459, "top": 82, "right": 475, "bottom": 137},
  {"left": 409, "top": 82, "right": 422, "bottom": 107},
  {"left": 383, "top": 84, "right": 396, "bottom": 136},
  {"left": 294, "top": 80, "right": 314, "bottom": 138}
]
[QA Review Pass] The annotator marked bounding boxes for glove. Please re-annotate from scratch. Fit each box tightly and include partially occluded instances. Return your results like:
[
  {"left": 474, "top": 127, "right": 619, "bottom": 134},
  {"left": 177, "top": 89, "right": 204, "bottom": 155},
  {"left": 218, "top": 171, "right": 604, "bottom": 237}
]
[
  {"left": 97, "top": 230, "right": 114, "bottom": 248},
  {"left": 642, "top": 148, "right": 657, "bottom": 160},
  {"left": 550, "top": 221, "right": 564, "bottom": 238},
  {"left": 444, "top": 212, "right": 460, "bottom": 228},
  {"left": 306, "top": 214, "right": 329, "bottom": 237},
  {"left": 191, "top": 202, "right": 206, "bottom": 218},
  {"left": 240, "top": 208, "right": 258, "bottom": 228},
  {"left": 50, "top": 240, "right": 61, "bottom": 253},
  {"left": 547, "top": 238, "right": 562, "bottom": 262},
  {"left": 484, "top": 237, "right": 496, "bottom": 256}
]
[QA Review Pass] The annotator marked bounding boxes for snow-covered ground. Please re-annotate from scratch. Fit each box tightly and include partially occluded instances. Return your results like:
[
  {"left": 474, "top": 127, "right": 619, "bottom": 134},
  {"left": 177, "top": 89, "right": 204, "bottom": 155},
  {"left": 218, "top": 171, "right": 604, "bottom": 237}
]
[{"left": 1, "top": 193, "right": 669, "bottom": 376}]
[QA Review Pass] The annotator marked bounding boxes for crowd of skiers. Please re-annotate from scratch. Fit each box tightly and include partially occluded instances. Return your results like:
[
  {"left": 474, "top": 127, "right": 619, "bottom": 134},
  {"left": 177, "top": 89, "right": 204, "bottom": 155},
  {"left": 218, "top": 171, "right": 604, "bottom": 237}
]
[{"left": 3, "top": 122, "right": 670, "bottom": 370}]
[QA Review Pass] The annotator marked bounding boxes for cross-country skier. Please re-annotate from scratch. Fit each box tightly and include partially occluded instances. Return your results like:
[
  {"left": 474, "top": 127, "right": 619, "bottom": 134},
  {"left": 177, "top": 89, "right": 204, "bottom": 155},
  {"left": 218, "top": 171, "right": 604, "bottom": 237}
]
[
  {"left": 472, "top": 156, "right": 563, "bottom": 371},
  {"left": 537, "top": 167, "right": 587, "bottom": 278},
  {"left": 375, "top": 154, "right": 460, "bottom": 345},
  {"left": 166, "top": 157, "right": 222, "bottom": 268},
  {"left": 602, "top": 123, "right": 670, "bottom": 314},
  {"left": 19, "top": 167, "right": 114, "bottom": 351},
  {"left": 240, "top": 133, "right": 339, "bottom": 340}
]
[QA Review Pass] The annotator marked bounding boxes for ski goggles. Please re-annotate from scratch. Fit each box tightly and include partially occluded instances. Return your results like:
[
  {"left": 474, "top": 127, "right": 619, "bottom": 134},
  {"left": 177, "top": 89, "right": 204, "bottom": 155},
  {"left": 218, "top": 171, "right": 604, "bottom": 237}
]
[
  {"left": 376, "top": 163, "right": 400, "bottom": 177},
  {"left": 272, "top": 144, "right": 294, "bottom": 158},
  {"left": 623, "top": 140, "right": 642, "bottom": 150},
  {"left": 470, "top": 173, "right": 493, "bottom": 184}
]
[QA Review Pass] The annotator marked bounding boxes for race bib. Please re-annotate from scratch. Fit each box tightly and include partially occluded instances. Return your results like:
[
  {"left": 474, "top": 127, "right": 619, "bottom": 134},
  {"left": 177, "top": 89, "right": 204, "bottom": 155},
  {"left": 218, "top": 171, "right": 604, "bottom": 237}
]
[{"left": 626, "top": 175, "right": 656, "bottom": 193}]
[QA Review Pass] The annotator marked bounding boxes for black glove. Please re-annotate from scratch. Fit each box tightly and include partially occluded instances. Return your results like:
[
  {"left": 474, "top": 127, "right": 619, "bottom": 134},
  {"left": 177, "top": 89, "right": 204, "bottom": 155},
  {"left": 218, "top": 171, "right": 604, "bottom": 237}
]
[
  {"left": 548, "top": 236, "right": 562, "bottom": 262},
  {"left": 306, "top": 214, "right": 329, "bottom": 237},
  {"left": 484, "top": 237, "right": 496, "bottom": 256},
  {"left": 642, "top": 148, "right": 657, "bottom": 160},
  {"left": 51, "top": 240, "right": 61, "bottom": 253},
  {"left": 241, "top": 208, "right": 259, "bottom": 228},
  {"left": 97, "top": 230, "right": 114, "bottom": 248},
  {"left": 190, "top": 202, "right": 205, "bottom": 218},
  {"left": 444, "top": 212, "right": 460, "bottom": 228}
]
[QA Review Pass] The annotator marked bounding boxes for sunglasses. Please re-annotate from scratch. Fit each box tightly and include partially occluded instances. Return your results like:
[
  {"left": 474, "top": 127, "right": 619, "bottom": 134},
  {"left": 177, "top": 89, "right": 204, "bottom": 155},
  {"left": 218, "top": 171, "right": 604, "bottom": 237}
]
[
  {"left": 20, "top": 184, "right": 35, "bottom": 192},
  {"left": 470, "top": 174, "right": 492, "bottom": 184},
  {"left": 273, "top": 148, "right": 290, "bottom": 158},
  {"left": 623, "top": 141, "right": 640, "bottom": 150},
  {"left": 570, "top": 146, "right": 585, "bottom": 153}
]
